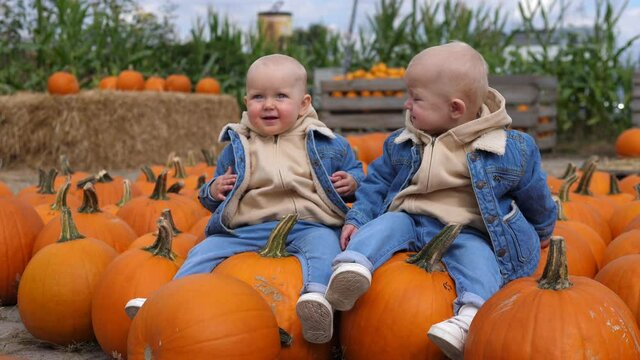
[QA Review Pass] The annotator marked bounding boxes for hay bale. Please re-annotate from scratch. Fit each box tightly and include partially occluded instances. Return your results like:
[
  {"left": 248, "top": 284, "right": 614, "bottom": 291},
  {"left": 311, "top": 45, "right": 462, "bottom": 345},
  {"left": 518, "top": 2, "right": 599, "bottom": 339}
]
[{"left": 0, "top": 91, "right": 240, "bottom": 170}]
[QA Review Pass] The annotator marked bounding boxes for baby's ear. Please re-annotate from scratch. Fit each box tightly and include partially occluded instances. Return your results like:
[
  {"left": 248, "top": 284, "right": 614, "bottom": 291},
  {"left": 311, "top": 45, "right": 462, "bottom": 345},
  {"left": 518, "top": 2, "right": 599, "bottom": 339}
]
[
  {"left": 299, "top": 94, "right": 312, "bottom": 115},
  {"left": 450, "top": 98, "right": 466, "bottom": 119}
]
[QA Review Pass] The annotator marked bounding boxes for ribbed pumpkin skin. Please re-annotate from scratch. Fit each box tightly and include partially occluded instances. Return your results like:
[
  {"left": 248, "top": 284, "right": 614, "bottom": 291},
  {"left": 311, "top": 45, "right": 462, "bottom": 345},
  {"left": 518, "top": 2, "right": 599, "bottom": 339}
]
[
  {"left": 17, "top": 238, "right": 117, "bottom": 345},
  {"left": 127, "top": 274, "right": 281, "bottom": 360},
  {"left": 340, "top": 253, "right": 456, "bottom": 360},
  {"left": 464, "top": 276, "right": 640, "bottom": 359},
  {"left": 595, "top": 254, "right": 640, "bottom": 326},
  {"left": 215, "top": 253, "right": 331, "bottom": 360},
  {"left": 32, "top": 211, "right": 137, "bottom": 255},
  {"left": 603, "top": 229, "right": 640, "bottom": 265},
  {"left": 0, "top": 198, "right": 44, "bottom": 305},
  {"left": 92, "top": 248, "right": 180, "bottom": 358},
  {"left": 116, "top": 194, "right": 201, "bottom": 236}
]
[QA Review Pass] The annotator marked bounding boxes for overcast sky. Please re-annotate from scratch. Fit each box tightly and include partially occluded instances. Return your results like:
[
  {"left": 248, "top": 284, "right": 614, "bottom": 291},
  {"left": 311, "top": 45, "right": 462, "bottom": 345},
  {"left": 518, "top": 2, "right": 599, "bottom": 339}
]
[{"left": 140, "top": 0, "right": 640, "bottom": 60}]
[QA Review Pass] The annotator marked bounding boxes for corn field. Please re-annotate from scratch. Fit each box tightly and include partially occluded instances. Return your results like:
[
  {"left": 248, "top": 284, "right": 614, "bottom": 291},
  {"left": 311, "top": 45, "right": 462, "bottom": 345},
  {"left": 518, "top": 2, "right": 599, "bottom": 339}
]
[{"left": 0, "top": 0, "right": 638, "bottom": 137}]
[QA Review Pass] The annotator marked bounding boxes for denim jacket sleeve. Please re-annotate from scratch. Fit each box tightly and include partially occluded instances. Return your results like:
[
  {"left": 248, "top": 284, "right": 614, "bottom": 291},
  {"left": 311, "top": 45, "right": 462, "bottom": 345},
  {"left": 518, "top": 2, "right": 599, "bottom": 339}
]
[
  {"left": 198, "top": 144, "right": 235, "bottom": 213},
  {"left": 345, "top": 135, "right": 398, "bottom": 228},
  {"left": 511, "top": 135, "right": 557, "bottom": 240}
]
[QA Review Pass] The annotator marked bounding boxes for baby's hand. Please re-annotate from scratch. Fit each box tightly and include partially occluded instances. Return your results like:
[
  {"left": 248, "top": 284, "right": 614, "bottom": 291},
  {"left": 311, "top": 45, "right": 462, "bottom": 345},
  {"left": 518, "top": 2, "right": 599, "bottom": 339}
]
[
  {"left": 331, "top": 171, "right": 357, "bottom": 196},
  {"left": 339, "top": 224, "right": 358, "bottom": 250},
  {"left": 209, "top": 167, "right": 237, "bottom": 201}
]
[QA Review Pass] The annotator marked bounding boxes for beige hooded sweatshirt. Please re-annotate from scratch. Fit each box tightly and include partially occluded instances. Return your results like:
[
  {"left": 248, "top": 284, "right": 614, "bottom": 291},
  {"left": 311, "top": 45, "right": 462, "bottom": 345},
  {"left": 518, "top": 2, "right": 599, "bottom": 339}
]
[
  {"left": 389, "top": 88, "right": 511, "bottom": 233},
  {"left": 224, "top": 106, "right": 344, "bottom": 228}
]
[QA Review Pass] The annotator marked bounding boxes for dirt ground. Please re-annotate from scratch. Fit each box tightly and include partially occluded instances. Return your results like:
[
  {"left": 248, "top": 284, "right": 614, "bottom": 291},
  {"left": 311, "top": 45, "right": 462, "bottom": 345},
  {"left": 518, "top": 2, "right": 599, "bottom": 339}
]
[{"left": 0, "top": 153, "right": 603, "bottom": 359}]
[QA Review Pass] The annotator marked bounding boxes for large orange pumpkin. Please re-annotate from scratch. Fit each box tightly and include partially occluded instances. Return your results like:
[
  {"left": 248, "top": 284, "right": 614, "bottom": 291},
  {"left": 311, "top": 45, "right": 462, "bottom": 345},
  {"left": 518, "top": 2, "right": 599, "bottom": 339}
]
[
  {"left": 116, "top": 69, "right": 144, "bottom": 91},
  {"left": 340, "top": 224, "right": 461, "bottom": 360},
  {"left": 17, "top": 207, "right": 117, "bottom": 345},
  {"left": 98, "top": 76, "right": 117, "bottom": 90},
  {"left": 465, "top": 237, "right": 640, "bottom": 359},
  {"left": 195, "top": 77, "right": 221, "bottom": 94},
  {"left": 615, "top": 128, "right": 640, "bottom": 157},
  {"left": 92, "top": 218, "right": 181, "bottom": 358},
  {"left": 165, "top": 74, "right": 192, "bottom": 92},
  {"left": 127, "top": 273, "right": 281, "bottom": 359},
  {"left": 47, "top": 71, "right": 79, "bottom": 95},
  {"left": 595, "top": 254, "right": 640, "bottom": 325},
  {"left": 0, "top": 197, "right": 44, "bottom": 305},
  {"left": 603, "top": 229, "right": 640, "bottom": 266},
  {"left": 214, "top": 214, "right": 332, "bottom": 360},
  {"left": 117, "top": 171, "right": 201, "bottom": 236}
]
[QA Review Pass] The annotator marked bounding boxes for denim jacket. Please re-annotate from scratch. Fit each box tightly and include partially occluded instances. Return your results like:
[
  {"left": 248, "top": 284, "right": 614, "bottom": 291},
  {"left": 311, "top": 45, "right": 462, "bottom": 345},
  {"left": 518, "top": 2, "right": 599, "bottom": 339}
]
[
  {"left": 346, "top": 128, "right": 557, "bottom": 281},
  {"left": 199, "top": 125, "right": 365, "bottom": 236}
]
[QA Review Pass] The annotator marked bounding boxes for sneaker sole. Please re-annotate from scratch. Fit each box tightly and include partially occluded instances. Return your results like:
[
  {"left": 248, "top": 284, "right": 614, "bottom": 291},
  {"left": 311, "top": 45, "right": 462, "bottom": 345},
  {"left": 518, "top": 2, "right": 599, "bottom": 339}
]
[
  {"left": 427, "top": 327, "right": 464, "bottom": 360},
  {"left": 296, "top": 297, "right": 333, "bottom": 344},
  {"left": 325, "top": 265, "right": 371, "bottom": 311}
]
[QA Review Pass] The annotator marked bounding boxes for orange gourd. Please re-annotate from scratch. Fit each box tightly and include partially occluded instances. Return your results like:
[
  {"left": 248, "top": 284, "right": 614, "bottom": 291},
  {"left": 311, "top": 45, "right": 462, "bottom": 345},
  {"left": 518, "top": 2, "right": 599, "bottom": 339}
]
[
  {"left": 195, "top": 77, "right": 221, "bottom": 94},
  {"left": 92, "top": 218, "right": 181, "bottom": 358},
  {"left": 215, "top": 214, "right": 332, "bottom": 360},
  {"left": 340, "top": 224, "right": 461, "bottom": 360},
  {"left": 47, "top": 71, "right": 79, "bottom": 95},
  {"left": 0, "top": 197, "right": 44, "bottom": 305},
  {"left": 98, "top": 76, "right": 117, "bottom": 90},
  {"left": 465, "top": 237, "right": 640, "bottom": 359},
  {"left": 144, "top": 76, "right": 166, "bottom": 91},
  {"left": 127, "top": 274, "right": 281, "bottom": 359},
  {"left": 116, "top": 69, "right": 144, "bottom": 91},
  {"left": 165, "top": 74, "right": 192, "bottom": 92},
  {"left": 17, "top": 207, "right": 117, "bottom": 345},
  {"left": 615, "top": 128, "right": 640, "bottom": 157}
]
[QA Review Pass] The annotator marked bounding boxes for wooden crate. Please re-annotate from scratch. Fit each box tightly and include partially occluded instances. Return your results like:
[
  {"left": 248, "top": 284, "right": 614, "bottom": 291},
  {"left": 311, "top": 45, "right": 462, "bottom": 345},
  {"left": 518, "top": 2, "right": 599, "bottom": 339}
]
[
  {"left": 318, "top": 74, "right": 558, "bottom": 150},
  {"left": 632, "top": 72, "right": 640, "bottom": 127}
]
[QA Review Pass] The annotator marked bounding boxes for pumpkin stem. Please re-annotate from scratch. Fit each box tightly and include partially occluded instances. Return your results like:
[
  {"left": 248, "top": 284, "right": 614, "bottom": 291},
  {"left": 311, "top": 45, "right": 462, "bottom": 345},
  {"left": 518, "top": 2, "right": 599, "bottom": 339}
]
[
  {"left": 36, "top": 168, "right": 46, "bottom": 189},
  {"left": 406, "top": 223, "right": 462, "bottom": 272},
  {"left": 171, "top": 157, "right": 189, "bottom": 180},
  {"left": 558, "top": 163, "right": 577, "bottom": 180},
  {"left": 537, "top": 236, "right": 573, "bottom": 290},
  {"left": 165, "top": 151, "right": 176, "bottom": 168},
  {"left": 279, "top": 328, "right": 293, "bottom": 347},
  {"left": 38, "top": 168, "right": 58, "bottom": 195},
  {"left": 95, "top": 169, "right": 114, "bottom": 183},
  {"left": 58, "top": 155, "right": 76, "bottom": 175},
  {"left": 606, "top": 174, "right": 621, "bottom": 195},
  {"left": 196, "top": 175, "right": 206, "bottom": 191},
  {"left": 160, "top": 209, "right": 182, "bottom": 234},
  {"left": 573, "top": 162, "right": 595, "bottom": 196},
  {"left": 579, "top": 155, "right": 598, "bottom": 173},
  {"left": 58, "top": 206, "right": 86, "bottom": 243},
  {"left": 76, "top": 174, "right": 97, "bottom": 189},
  {"left": 78, "top": 183, "right": 102, "bottom": 213},
  {"left": 149, "top": 171, "right": 169, "bottom": 200},
  {"left": 142, "top": 218, "right": 176, "bottom": 260},
  {"left": 140, "top": 165, "right": 157, "bottom": 183},
  {"left": 167, "top": 181, "right": 184, "bottom": 194},
  {"left": 558, "top": 173, "right": 578, "bottom": 202},
  {"left": 115, "top": 179, "right": 132, "bottom": 207},
  {"left": 50, "top": 178, "right": 71, "bottom": 211},
  {"left": 201, "top": 148, "right": 217, "bottom": 166},
  {"left": 186, "top": 151, "right": 198, "bottom": 167},
  {"left": 553, "top": 197, "right": 568, "bottom": 221},
  {"left": 258, "top": 214, "right": 298, "bottom": 258},
  {"left": 635, "top": 184, "right": 640, "bottom": 200}
]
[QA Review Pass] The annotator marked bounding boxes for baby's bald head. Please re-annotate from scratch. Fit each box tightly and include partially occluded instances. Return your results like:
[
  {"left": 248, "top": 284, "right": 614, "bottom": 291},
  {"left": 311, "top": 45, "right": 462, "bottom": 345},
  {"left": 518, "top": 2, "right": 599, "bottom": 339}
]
[{"left": 246, "top": 54, "right": 308, "bottom": 94}]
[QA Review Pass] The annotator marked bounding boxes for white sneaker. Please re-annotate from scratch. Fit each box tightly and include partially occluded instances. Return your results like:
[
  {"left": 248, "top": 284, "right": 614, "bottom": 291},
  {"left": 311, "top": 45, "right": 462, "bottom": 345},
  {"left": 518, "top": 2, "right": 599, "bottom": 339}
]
[
  {"left": 427, "top": 305, "right": 478, "bottom": 360},
  {"left": 295, "top": 292, "right": 333, "bottom": 344},
  {"left": 124, "top": 298, "right": 147, "bottom": 319},
  {"left": 324, "top": 263, "right": 371, "bottom": 311}
]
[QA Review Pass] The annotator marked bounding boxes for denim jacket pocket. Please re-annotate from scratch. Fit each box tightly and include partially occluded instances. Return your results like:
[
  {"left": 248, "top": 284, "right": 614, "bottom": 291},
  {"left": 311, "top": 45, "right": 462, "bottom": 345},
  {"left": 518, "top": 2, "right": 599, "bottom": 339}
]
[{"left": 502, "top": 201, "right": 539, "bottom": 264}]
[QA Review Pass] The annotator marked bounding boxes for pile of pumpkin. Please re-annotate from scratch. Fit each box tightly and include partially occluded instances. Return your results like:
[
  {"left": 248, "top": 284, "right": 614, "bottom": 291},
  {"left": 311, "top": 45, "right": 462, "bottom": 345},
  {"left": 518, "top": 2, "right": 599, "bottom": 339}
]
[
  {"left": 2, "top": 150, "right": 640, "bottom": 358},
  {"left": 47, "top": 70, "right": 221, "bottom": 95},
  {"left": 329, "top": 62, "right": 406, "bottom": 98}
]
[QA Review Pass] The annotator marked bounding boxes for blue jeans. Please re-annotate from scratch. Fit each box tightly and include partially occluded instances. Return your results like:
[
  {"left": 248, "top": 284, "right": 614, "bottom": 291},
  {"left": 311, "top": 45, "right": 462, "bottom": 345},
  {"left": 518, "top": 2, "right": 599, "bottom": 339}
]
[
  {"left": 334, "top": 212, "right": 503, "bottom": 313},
  {"left": 175, "top": 220, "right": 342, "bottom": 294}
]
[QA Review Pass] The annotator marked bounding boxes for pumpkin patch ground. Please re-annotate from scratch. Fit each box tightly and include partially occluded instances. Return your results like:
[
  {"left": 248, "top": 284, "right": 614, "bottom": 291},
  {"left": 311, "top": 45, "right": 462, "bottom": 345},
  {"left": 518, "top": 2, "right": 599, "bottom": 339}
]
[{"left": 0, "top": 155, "right": 591, "bottom": 359}]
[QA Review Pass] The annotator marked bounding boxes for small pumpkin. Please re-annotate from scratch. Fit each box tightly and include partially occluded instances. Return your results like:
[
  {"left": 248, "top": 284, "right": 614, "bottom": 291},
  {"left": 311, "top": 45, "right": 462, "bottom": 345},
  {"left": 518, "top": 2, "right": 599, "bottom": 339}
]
[
  {"left": 116, "top": 69, "right": 144, "bottom": 91},
  {"left": 98, "top": 76, "right": 117, "bottom": 90},
  {"left": 615, "top": 128, "right": 640, "bottom": 157},
  {"left": 144, "top": 76, "right": 166, "bottom": 91},
  {"left": 195, "top": 77, "right": 221, "bottom": 94},
  {"left": 165, "top": 74, "right": 192, "bottom": 92},
  {"left": 47, "top": 71, "right": 79, "bottom": 95}
]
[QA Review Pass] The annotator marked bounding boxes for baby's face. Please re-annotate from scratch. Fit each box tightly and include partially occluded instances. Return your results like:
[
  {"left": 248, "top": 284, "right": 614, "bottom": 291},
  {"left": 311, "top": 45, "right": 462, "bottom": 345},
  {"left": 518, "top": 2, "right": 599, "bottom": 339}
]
[
  {"left": 245, "top": 67, "right": 309, "bottom": 136},
  {"left": 403, "top": 66, "right": 454, "bottom": 136}
]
